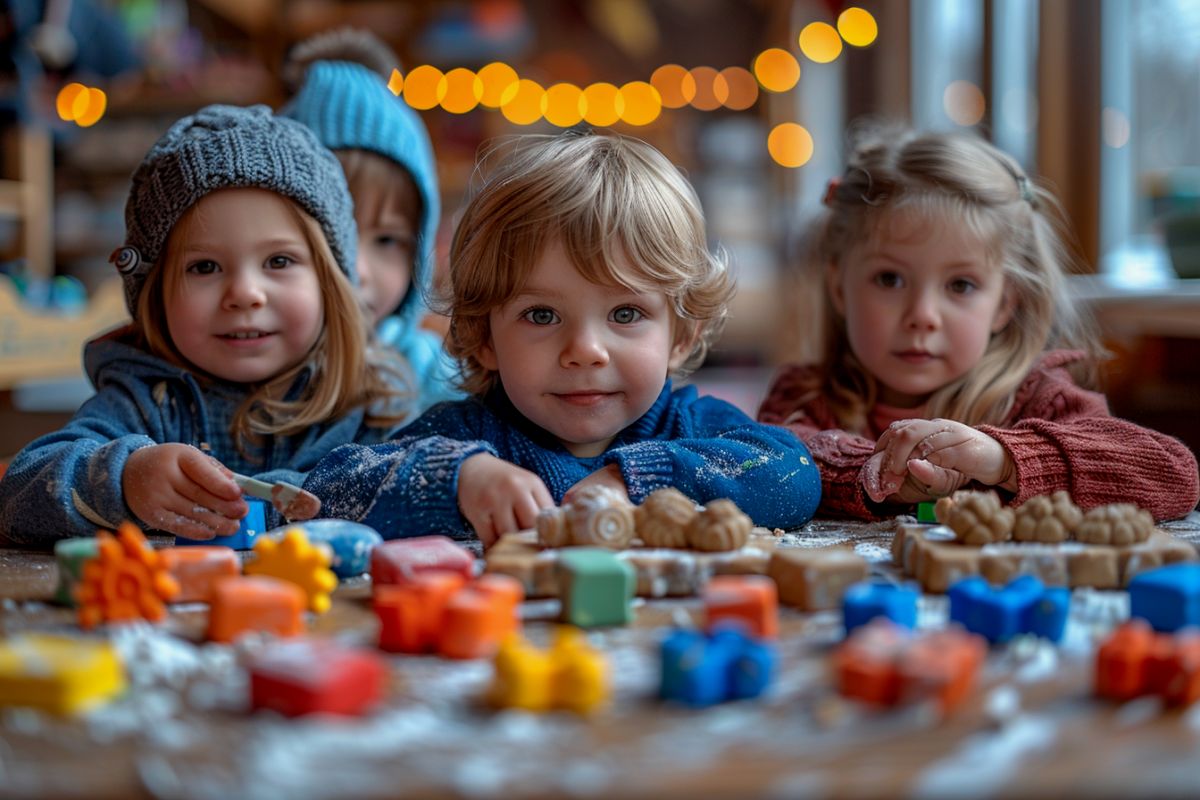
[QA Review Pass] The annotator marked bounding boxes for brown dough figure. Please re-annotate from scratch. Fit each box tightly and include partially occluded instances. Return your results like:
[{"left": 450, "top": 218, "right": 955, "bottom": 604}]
[
  {"left": 566, "top": 485, "right": 636, "bottom": 548},
  {"left": 635, "top": 487, "right": 698, "bottom": 548},
  {"left": 535, "top": 507, "right": 572, "bottom": 548},
  {"left": 1012, "top": 490, "right": 1082, "bottom": 543},
  {"left": 1075, "top": 503, "right": 1154, "bottom": 546},
  {"left": 935, "top": 490, "right": 1015, "bottom": 546},
  {"left": 687, "top": 498, "right": 752, "bottom": 552},
  {"left": 536, "top": 485, "right": 636, "bottom": 549}
]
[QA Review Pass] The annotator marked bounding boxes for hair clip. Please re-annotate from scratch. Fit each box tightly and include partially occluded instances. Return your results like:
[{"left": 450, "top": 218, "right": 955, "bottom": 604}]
[
  {"left": 109, "top": 246, "right": 143, "bottom": 275},
  {"left": 1016, "top": 175, "right": 1037, "bottom": 207},
  {"left": 822, "top": 177, "right": 841, "bottom": 207}
]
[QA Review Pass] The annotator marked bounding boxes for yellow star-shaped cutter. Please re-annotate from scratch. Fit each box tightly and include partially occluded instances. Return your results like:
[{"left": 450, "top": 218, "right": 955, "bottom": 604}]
[{"left": 245, "top": 528, "right": 337, "bottom": 614}]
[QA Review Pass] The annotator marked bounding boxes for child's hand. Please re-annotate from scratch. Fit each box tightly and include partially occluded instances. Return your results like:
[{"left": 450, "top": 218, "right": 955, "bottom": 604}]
[
  {"left": 563, "top": 464, "right": 629, "bottom": 506},
  {"left": 457, "top": 453, "right": 554, "bottom": 548},
  {"left": 863, "top": 449, "right": 955, "bottom": 503},
  {"left": 870, "top": 419, "right": 1017, "bottom": 500},
  {"left": 122, "top": 444, "right": 248, "bottom": 539}
]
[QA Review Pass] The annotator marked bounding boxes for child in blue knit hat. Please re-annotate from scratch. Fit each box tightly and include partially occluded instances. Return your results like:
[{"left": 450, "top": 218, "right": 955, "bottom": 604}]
[
  {"left": 282, "top": 28, "right": 461, "bottom": 411},
  {"left": 0, "top": 104, "right": 413, "bottom": 547},
  {"left": 304, "top": 132, "right": 822, "bottom": 546}
]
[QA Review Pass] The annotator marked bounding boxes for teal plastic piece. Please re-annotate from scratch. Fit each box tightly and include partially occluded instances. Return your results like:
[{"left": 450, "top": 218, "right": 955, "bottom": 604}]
[
  {"left": 557, "top": 547, "right": 636, "bottom": 628},
  {"left": 53, "top": 537, "right": 100, "bottom": 606}
]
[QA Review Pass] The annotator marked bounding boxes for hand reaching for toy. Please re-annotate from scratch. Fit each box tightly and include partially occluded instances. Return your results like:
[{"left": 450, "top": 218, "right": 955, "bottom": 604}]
[
  {"left": 457, "top": 453, "right": 555, "bottom": 548},
  {"left": 864, "top": 419, "right": 1017, "bottom": 503},
  {"left": 122, "top": 444, "right": 248, "bottom": 539},
  {"left": 562, "top": 464, "right": 630, "bottom": 506}
]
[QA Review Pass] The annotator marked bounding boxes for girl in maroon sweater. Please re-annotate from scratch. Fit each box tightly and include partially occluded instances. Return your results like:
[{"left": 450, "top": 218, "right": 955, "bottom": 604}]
[{"left": 758, "top": 122, "right": 1199, "bottom": 522}]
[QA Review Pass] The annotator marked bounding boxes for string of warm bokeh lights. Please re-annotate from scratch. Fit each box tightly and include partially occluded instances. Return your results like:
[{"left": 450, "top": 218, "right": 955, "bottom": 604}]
[
  {"left": 58, "top": 6, "right": 1072, "bottom": 170},
  {"left": 54, "top": 82, "right": 107, "bottom": 128},
  {"left": 387, "top": 7, "right": 881, "bottom": 167}
]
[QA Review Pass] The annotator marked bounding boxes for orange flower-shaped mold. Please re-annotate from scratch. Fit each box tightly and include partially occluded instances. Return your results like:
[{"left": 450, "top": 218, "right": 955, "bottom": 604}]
[
  {"left": 245, "top": 528, "right": 337, "bottom": 614},
  {"left": 76, "top": 522, "right": 180, "bottom": 629}
]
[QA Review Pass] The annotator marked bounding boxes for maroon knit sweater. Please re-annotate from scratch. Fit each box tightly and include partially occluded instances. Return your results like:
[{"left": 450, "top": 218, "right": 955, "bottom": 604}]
[{"left": 757, "top": 350, "right": 1200, "bottom": 522}]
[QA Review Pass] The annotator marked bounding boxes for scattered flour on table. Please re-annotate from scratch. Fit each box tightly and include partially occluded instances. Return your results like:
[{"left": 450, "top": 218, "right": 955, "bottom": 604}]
[{"left": 912, "top": 713, "right": 1060, "bottom": 797}]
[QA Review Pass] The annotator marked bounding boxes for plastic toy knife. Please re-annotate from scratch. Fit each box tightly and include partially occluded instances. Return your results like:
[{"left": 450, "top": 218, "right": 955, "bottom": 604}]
[{"left": 231, "top": 472, "right": 321, "bottom": 521}]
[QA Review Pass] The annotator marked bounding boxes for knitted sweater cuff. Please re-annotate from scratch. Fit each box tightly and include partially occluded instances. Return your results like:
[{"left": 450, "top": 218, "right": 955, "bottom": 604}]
[
  {"left": 979, "top": 424, "right": 1069, "bottom": 505},
  {"left": 418, "top": 441, "right": 496, "bottom": 525},
  {"left": 97, "top": 436, "right": 157, "bottom": 530},
  {"left": 607, "top": 445, "right": 677, "bottom": 503}
]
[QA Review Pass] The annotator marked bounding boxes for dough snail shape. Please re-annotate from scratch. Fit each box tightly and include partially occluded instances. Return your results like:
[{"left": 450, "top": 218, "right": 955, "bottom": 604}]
[
  {"left": 634, "top": 487, "right": 698, "bottom": 548},
  {"left": 935, "top": 489, "right": 1015, "bottom": 546},
  {"left": 687, "top": 498, "right": 752, "bottom": 552},
  {"left": 536, "top": 485, "right": 636, "bottom": 550},
  {"left": 1074, "top": 503, "right": 1154, "bottom": 546},
  {"left": 1012, "top": 490, "right": 1082, "bottom": 543}
]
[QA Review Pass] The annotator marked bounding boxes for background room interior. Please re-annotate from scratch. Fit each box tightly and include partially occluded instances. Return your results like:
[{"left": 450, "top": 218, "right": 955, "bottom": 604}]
[{"left": 2, "top": 0, "right": 1198, "bottom": 464}]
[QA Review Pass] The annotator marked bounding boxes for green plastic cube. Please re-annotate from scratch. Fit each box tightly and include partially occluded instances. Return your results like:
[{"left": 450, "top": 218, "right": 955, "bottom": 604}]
[{"left": 557, "top": 548, "right": 635, "bottom": 628}]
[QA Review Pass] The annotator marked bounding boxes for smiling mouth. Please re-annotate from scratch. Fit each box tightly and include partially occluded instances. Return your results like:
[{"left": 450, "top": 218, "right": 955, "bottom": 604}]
[
  {"left": 219, "top": 331, "right": 274, "bottom": 340},
  {"left": 553, "top": 391, "right": 616, "bottom": 406},
  {"left": 895, "top": 350, "right": 936, "bottom": 361}
]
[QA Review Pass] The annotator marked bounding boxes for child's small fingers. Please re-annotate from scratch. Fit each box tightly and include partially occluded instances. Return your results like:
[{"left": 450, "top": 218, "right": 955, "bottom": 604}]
[
  {"left": 907, "top": 459, "right": 963, "bottom": 497},
  {"left": 159, "top": 497, "right": 241, "bottom": 535},
  {"left": 153, "top": 508, "right": 230, "bottom": 540},
  {"left": 477, "top": 525, "right": 499, "bottom": 549},
  {"left": 179, "top": 450, "right": 241, "bottom": 500},
  {"left": 491, "top": 507, "right": 519, "bottom": 536},
  {"left": 514, "top": 495, "right": 547, "bottom": 531},
  {"left": 180, "top": 484, "right": 248, "bottom": 521},
  {"left": 879, "top": 423, "right": 931, "bottom": 474},
  {"left": 205, "top": 454, "right": 236, "bottom": 480}
]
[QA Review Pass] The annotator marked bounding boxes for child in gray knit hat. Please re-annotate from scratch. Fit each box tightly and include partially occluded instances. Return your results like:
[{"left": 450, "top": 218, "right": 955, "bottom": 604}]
[
  {"left": 282, "top": 28, "right": 461, "bottom": 412},
  {"left": 0, "top": 103, "right": 415, "bottom": 547}
]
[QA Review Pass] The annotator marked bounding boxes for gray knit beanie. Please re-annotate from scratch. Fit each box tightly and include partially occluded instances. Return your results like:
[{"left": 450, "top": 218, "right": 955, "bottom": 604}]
[{"left": 111, "top": 104, "right": 357, "bottom": 317}]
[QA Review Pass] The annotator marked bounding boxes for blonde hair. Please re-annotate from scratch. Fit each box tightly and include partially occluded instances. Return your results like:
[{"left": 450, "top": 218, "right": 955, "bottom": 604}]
[
  {"left": 809, "top": 121, "right": 1102, "bottom": 432},
  {"left": 443, "top": 131, "right": 733, "bottom": 396},
  {"left": 137, "top": 194, "right": 410, "bottom": 457}
]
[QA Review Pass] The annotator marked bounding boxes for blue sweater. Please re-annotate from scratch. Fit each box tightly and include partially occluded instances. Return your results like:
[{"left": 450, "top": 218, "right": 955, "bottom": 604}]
[
  {"left": 304, "top": 382, "right": 822, "bottom": 542},
  {"left": 0, "top": 328, "right": 406, "bottom": 547}
]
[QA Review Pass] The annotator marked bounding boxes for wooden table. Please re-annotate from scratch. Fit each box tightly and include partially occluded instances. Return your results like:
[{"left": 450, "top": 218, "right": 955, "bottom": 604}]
[{"left": 3, "top": 514, "right": 1200, "bottom": 799}]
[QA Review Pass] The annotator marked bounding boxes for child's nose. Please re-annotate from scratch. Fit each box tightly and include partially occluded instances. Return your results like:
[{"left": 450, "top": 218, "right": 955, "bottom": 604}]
[
  {"left": 560, "top": 322, "right": 609, "bottom": 367},
  {"left": 905, "top": 288, "right": 941, "bottom": 331},
  {"left": 356, "top": 252, "right": 374, "bottom": 290},
  {"left": 221, "top": 270, "right": 267, "bottom": 310}
]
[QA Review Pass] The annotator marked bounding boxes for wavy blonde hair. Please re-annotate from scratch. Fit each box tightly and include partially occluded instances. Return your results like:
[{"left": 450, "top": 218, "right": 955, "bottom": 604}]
[
  {"left": 807, "top": 121, "right": 1102, "bottom": 433},
  {"left": 442, "top": 131, "right": 733, "bottom": 397},
  {"left": 137, "top": 194, "right": 410, "bottom": 457}
]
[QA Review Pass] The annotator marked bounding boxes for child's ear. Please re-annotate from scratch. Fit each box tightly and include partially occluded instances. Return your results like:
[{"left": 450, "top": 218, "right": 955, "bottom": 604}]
[
  {"left": 477, "top": 336, "right": 499, "bottom": 371},
  {"left": 991, "top": 284, "right": 1018, "bottom": 333},
  {"left": 668, "top": 327, "right": 698, "bottom": 372},
  {"left": 826, "top": 260, "right": 846, "bottom": 316}
]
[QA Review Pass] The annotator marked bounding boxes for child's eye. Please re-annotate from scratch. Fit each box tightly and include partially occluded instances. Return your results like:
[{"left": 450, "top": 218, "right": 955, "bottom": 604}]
[
  {"left": 522, "top": 307, "right": 559, "bottom": 325},
  {"left": 872, "top": 271, "right": 903, "bottom": 288},
  {"left": 948, "top": 278, "right": 978, "bottom": 294},
  {"left": 611, "top": 306, "right": 644, "bottom": 324},
  {"left": 377, "top": 234, "right": 414, "bottom": 251},
  {"left": 186, "top": 260, "right": 219, "bottom": 275},
  {"left": 266, "top": 255, "right": 293, "bottom": 270}
]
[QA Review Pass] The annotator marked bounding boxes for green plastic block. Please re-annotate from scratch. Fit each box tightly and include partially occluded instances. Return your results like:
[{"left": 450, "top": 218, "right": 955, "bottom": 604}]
[
  {"left": 917, "top": 502, "right": 937, "bottom": 524},
  {"left": 557, "top": 547, "right": 635, "bottom": 628},
  {"left": 53, "top": 537, "right": 99, "bottom": 606}
]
